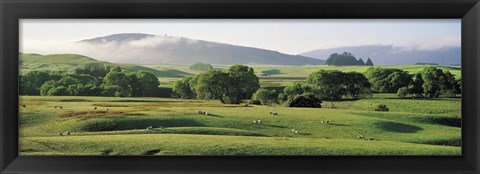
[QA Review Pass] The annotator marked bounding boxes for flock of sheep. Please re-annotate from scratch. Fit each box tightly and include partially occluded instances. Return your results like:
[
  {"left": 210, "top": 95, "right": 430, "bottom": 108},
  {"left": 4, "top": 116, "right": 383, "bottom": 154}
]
[{"left": 49, "top": 105, "right": 376, "bottom": 140}]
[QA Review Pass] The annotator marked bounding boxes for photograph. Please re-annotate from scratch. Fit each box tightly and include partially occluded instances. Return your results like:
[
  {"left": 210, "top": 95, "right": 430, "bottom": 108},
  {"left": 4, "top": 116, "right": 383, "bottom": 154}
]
[{"left": 18, "top": 19, "right": 461, "bottom": 156}]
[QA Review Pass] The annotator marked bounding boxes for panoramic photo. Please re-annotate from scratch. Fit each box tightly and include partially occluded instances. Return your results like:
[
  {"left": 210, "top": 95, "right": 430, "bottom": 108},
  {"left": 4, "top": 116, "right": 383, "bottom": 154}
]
[{"left": 19, "top": 19, "right": 461, "bottom": 156}]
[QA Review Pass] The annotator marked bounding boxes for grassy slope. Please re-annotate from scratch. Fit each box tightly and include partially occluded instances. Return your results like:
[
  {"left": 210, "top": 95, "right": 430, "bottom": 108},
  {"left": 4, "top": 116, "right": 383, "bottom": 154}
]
[
  {"left": 20, "top": 53, "right": 189, "bottom": 77},
  {"left": 19, "top": 94, "right": 461, "bottom": 156}
]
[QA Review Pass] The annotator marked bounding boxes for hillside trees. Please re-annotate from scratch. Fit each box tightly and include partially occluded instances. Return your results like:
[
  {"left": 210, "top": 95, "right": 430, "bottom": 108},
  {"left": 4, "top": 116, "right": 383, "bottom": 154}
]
[
  {"left": 26, "top": 65, "right": 161, "bottom": 97},
  {"left": 326, "top": 52, "right": 371, "bottom": 66},
  {"left": 173, "top": 76, "right": 195, "bottom": 99},
  {"left": 365, "top": 58, "right": 374, "bottom": 66},
  {"left": 306, "top": 70, "right": 371, "bottom": 100},
  {"left": 365, "top": 67, "right": 412, "bottom": 93},
  {"left": 189, "top": 62, "right": 213, "bottom": 71},
  {"left": 183, "top": 65, "right": 260, "bottom": 104}
]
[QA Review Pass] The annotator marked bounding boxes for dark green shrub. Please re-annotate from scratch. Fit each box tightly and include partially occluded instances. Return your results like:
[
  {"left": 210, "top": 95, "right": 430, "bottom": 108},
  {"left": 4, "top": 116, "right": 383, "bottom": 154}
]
[{"left": 374, "top": 104, "right": 389, "bottom": 112}]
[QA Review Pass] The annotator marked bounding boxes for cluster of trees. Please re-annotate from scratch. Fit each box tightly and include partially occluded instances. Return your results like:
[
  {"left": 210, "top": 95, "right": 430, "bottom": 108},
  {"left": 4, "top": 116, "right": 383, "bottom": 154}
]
[
  {"left": 365, "top": 67, "right": 460, "bottom": 98},
  {"left": 189, "top": 62, "right": 213, "bottom": 71},
  {"left": 173, "top": 65, "right": 260, "bottom": 104},
  {"left": 326, "top": 52, "right": 374, "bottom": 66},
  {"left": 250, "top": 70, "right": 372, "bottom": 107},
  {"left": 20, "top": 64, "right": 160, "bottom": 97}
]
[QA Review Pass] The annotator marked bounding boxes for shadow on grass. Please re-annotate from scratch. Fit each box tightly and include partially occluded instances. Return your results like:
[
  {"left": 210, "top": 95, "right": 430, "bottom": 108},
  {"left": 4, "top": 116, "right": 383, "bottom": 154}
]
[
  {"left": 142, "top": 149, "right": 161, "bottom": 155},
  {"left": 374, "top": 121, "right": 423, "bottom": 133},
  {"left": 263, "top": 124, "right": 288, "bottom": 128},
  {"left": 328, "top": 123, "right": 350, "bottom": 127},
  {"left": 415, "top": 116, "right": 461, "bottom": 127}
]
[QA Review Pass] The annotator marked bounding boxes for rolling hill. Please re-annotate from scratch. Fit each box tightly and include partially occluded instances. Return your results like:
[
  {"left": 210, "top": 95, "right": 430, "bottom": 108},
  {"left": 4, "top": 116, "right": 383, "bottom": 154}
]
[
  {"left": 19, "top": 53, "right": 191, "bottom": 77},
  {"left": 75, "top": 33, "right": 325, "bottom": 66},
  {"left": 300, "top": 45, "right": 461, "bottom": 65}
]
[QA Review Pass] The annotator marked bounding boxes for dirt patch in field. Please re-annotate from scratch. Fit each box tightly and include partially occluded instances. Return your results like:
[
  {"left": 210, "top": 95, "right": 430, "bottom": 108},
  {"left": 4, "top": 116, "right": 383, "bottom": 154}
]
[
  {"left": 92, "top": 103, "right": 130, "bottom": 107},
  {"left": 138, "top": 102, "right": 237, "bottom": 107},
  {"left": 19, "top": 101, "right": 46, "bottom": 106},
  {"left": 60, "top": 99, "right": 93, "bottom": 102},
  {"left": 62, "top": 110, "right": 142, "bottom": 118}
]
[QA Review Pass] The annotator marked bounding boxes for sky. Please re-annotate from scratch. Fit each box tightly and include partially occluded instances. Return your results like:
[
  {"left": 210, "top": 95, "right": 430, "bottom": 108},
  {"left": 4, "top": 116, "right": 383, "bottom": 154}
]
[{"left": 20, "top": 19, "right": 461, "bottom": 55}]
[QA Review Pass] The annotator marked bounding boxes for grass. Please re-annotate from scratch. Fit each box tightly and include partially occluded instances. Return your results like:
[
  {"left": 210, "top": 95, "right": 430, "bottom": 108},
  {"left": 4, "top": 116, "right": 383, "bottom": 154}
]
[{"left": 19, "top": 94, "right": 461, "bottom": 156}]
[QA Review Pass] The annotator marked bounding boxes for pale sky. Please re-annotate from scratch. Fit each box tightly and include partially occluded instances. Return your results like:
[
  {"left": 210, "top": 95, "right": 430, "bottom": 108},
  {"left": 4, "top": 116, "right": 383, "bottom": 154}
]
[{"left": 20, "top": 19, "right": 461, "bottom": 55}]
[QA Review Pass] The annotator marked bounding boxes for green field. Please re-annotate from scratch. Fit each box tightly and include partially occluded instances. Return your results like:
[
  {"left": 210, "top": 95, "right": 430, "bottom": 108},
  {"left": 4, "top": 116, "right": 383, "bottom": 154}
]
[
  {"left": 19, "top": 94, "right": 461, "bottom": 156},
  {"left": 19, "top": 54, "right": 462, "bottom": 156}
]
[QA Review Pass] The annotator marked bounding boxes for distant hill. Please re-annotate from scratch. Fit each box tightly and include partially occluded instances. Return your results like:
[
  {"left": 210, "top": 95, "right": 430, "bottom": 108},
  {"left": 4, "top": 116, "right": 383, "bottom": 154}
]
[
  {"left": 20, "top": 53, "right": 191, "bottom": 77},
  {"left": 75, "top": 33, "right": 325, "bottom": 66},
  {"left": 300, "top": 45, "right": 460, "bottom": 65}
]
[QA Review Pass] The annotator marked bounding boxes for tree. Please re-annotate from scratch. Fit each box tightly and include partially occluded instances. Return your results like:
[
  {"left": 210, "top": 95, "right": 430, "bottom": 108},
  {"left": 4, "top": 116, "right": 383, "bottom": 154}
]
[
  {"left": 421, "top": 67, "right": 446, "bottom": 98},
  {"left": 173, "top": 76, "right": 195, "bottom": 99},
  {"left": 136, "top": 70, "right": 160, "bottom": 97},
  {"left": 407, "top": 73, "right": 424, "bottom": 98},
  {"left": 286, "top": 94, "right": 322, "bottom": 108},
  {"left": 278, "top": 82, "right": 308, "bottom": 101},
  {"left": 225, "top": 65, "right": 260, "bottom": 104},
  {"left": 396, "top": 86, "right": 410, "bottom": 98},
  {"left": 190, "top": 63, "right": 213, "bottom": 71},
  {"left": 326, "top": 52, "right": 363, "bottom": 66},
  {"left": 252, "top": 88, "right": 277, "bottom": 105},
  {"left": 365, "top": 67, "right": 412, "bottom": 93},
  {"left": 344, "top": 72, "right": 371, "bottom": 99},
  {"left": 365, "top": 58, "right": 374, "bottom": 66},
  {"left": 306, "top": 70, "right": 347, "bottom": 100},
  {"left": 358, "top": 58, "right": 366, "bottom": 65},
  {"left": 103, "top": 70, "right": 132, "bottom": 97},
  {"left": 191, "top": 70, "right": 229, "bottom": 103},
  {"left": 20, "top": 71, "right": 55, "bottom": 95}
]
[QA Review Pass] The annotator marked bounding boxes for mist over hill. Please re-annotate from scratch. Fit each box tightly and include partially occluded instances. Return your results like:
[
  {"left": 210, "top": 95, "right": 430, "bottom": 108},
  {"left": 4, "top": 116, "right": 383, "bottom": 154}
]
[
  {"left": 300, "top": 45, "right": 461, "bottom": 65},
  {"left": 74, "top": 33, "right": 325, "bottom": 66}
]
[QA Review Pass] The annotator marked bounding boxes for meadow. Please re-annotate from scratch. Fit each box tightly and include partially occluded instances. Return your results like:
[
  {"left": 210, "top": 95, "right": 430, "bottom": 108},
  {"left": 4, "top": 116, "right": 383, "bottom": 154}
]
[
  {"left": 19, "top": 94, "right": 461, "bottom": 156},
  {"left": 19, "top": 56, "right": 462, "bottom": 156}
]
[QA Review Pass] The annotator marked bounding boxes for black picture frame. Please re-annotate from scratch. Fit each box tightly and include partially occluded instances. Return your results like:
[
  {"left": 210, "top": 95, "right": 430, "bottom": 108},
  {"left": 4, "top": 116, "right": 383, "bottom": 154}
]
[{"left": 1, "top": 0, "right": 479, "bottom": 173}]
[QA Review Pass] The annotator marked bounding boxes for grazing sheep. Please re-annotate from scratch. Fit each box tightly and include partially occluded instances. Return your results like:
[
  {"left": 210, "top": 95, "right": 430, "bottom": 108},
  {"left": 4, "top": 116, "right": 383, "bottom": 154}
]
[
  {"left": 325, "top": 120, "right": 329, "bottom": 124},
  {"left": 269, "top": 112, "right": 273, "bottom": 115},
  {"left": 272, "top": 112, "right": 278, "bottom": 115},
  {"left": 65, "top": 131, "right": 70, "bottom": 135},
  {"left": 146, "top": 126, "right": 153, "bottom": 130},
  {"left": 94, "top": 107, "right": 97, "bottom": 110},
  {"left": 54, "top": 106, "right": 57, "bottom": 109},
  {"left": 253, "top": 120, "right": 258, "bottom": 124},
  {"left": 22, "top": 105, "right": 26, "bottom": 108},
  {"left": 321, "top": 121, "right": 324, "bottom": 124},
  {"left": 197, "top": 110, "right": 202, "bottom": 114},
  {"left": 291, "top": 129, "right": 297, "bottom": 132},
  {"left": 294, "top": 130, "right": 299, "bottom": 134},
  {"left": 204, "top": 112, "right": 209, "bottom": 116},
  {"left": 257, "top": 120, "right": 263, "bottom": 124},
  {"left": 58, "top": 132, "right": 63, "bottom": 136},
  {"left": 59, "top": 106, "right": 63, "bottom": 109},
  {"left": 357, "top": 135, "right": 364, "bottom": 139}
]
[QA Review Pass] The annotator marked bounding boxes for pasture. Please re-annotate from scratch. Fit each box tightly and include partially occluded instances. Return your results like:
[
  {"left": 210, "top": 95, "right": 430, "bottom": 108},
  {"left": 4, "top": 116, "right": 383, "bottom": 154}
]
[{"left": 19, "top": 94, "right": 461, "bottom": 156}]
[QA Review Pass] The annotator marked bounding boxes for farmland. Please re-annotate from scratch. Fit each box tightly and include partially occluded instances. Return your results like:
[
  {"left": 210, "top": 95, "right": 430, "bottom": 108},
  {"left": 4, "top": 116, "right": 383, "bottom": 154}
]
[
  {"left": 19, "top": 55, "right": 462, "bottom": 156},
  {"left": 19, "top": 94, "right": 461, "bottom": 156}
]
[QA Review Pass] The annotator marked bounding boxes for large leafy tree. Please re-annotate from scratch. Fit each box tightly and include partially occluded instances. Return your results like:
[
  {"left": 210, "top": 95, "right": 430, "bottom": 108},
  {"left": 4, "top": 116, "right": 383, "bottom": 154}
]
[
  {"left": 344, "top": 72, "right": 371, "bottom": 99},
  {"left": 103, "top": 70, "right": 132, "bottom": 97},
  {"left": 306, "top": 70, "right": 347, "bottom": 100},
  {"left": 20, "top": 71, "right": 58, "bottom": 95},
  {"left": 136, "top": 70, "right": 160, "bottom": 97},
  {"left": 173, "top": 76, "right": 196, "bottom": 99},
  {"left": 365, "top": 67, "right": 412, "bottom": 93},
  {"left": 326, "top": 52, "right": 365, "bottom": 66},
  {"left": 192, "top": 70, "right": 229, "bottom": 103},
  {"left": 226, "top": 65, "right": 260, "bottom": 104}
]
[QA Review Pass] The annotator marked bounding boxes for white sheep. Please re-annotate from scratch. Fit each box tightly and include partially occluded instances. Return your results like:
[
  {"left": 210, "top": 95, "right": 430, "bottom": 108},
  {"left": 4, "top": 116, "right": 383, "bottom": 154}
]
[
  {"left": 357, "top": 135, "right": 364, "bottom": 139},
  {"left": 257, "top": 120, "right": 263, "bottom": 124},
  {"left": 146, "top": 126, "right": 153, "bottom": 130},
  {"left": 325, "top": 120, "right": 329, "bottom": 124},
  {"left": 65, "top": 131, "right": 70, "bottom": 135},
  {"left": 204, "top": 112, "right": 209, "bottom": 116},
  {"left": 321, "top": 121, "right": 324, "bottom": 124},
  {"left": 197, "top": 110, "right": 203, "bottom": 114},
  {"left": 294, "top": 130, "right": 299, "bottom": 134}
]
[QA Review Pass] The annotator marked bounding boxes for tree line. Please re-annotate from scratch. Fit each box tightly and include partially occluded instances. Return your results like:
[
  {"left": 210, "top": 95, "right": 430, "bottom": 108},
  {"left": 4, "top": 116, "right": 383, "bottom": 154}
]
[
  {"left": 326, "top": 52, "right": 374, "bottom": 66},
  {"left": 20, "top": 64, "right": 160, "bottom": 97}
]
